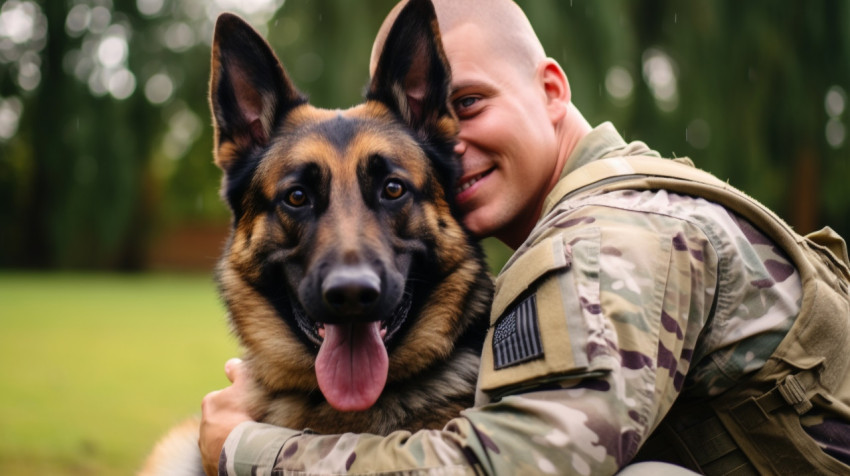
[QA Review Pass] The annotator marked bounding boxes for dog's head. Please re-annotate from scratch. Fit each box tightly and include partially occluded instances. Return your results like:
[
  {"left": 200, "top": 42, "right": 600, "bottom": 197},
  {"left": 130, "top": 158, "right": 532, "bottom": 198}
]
[{"left": 209, "top": 0, "right": 484, "bottom": 413}]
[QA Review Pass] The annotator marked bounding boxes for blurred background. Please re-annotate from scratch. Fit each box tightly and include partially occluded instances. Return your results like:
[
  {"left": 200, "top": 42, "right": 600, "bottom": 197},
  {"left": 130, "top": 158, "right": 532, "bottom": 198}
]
[{"left": 0, "top": 0, "right": 847, "bottom": 474}]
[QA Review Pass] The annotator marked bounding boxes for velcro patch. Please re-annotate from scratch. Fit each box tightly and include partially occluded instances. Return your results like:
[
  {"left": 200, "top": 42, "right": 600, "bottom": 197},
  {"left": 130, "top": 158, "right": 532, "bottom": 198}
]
[{"left": 493, "top": 294, "right": 543, "bottom": 369}]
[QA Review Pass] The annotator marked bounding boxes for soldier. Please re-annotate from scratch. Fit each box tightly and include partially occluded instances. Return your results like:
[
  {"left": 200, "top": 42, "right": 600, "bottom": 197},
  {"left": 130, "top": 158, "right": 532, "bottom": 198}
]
[{"left": 199, "top": 0, "right": 850, "bottom": 474}]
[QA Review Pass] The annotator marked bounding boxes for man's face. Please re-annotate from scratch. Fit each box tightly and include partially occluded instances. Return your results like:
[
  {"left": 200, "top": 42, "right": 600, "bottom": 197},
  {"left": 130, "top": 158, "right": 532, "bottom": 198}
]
[{"left": 443, "top": 23, "right": 560, "bottom": 248}]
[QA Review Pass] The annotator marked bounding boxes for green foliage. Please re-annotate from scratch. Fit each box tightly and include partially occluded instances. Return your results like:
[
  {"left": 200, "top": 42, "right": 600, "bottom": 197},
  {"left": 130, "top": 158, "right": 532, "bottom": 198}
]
[
  {"left": 0, "top": 272, "right": 239, "bottom": 475},
  {"left": 0, "top": 0, "right": 848, "bottom": 270}
]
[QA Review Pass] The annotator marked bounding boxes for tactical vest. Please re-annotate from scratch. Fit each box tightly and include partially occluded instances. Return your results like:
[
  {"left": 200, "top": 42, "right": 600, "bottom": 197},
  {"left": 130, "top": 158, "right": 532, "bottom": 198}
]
[{"left": 546, "top": 156, "right": 850, "bottom": 475}]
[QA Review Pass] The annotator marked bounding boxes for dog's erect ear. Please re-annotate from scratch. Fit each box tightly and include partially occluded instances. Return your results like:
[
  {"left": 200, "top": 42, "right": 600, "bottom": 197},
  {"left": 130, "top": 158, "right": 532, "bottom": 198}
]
[
  {"left": 367, "top": 0, "right": 457, "bottom": 145},
  {"left": 209, "top": 13, "right": 305, "bottom": 171}
]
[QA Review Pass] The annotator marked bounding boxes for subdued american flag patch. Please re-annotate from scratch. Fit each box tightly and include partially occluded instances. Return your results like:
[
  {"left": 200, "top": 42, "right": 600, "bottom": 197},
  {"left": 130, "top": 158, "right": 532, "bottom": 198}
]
[{"left": 493, "top": 294, "right": 543, "bottom": 369}]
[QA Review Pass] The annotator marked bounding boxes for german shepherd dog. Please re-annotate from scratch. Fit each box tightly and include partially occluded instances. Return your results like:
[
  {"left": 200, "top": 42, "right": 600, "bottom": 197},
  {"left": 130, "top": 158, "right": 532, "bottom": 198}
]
[{"left": 142, "top": 0, "right": 492, "bottom": 473}]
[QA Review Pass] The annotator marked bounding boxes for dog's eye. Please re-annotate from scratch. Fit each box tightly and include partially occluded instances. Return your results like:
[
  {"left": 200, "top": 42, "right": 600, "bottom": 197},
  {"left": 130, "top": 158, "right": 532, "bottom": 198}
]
[
  {"left": 285, "top": 188, "right": 308, "bottom": 207},
  {"left": 383, "top": 179, "right": 405, "bottom": 200}
]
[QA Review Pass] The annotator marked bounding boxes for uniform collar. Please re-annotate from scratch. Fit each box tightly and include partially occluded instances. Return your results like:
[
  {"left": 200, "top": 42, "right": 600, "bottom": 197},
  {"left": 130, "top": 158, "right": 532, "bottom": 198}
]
[{"left": 541, "top": 122, "right": 657, "bottom": 217}]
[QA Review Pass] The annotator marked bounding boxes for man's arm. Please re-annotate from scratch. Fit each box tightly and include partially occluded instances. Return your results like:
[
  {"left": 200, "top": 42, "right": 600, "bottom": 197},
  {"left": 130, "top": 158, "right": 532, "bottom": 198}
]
[
  {"left": 208, "top": 363, "right": 683, "bottom": 475},
  {"left": 208, "top": 380, "right": 649, "bottom": 475}
]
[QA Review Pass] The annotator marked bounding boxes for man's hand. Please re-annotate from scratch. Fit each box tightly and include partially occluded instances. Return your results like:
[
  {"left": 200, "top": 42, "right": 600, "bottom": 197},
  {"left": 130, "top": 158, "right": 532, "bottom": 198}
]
[{"left": 200, "top": 358, "right": 254, "bottom": 476}]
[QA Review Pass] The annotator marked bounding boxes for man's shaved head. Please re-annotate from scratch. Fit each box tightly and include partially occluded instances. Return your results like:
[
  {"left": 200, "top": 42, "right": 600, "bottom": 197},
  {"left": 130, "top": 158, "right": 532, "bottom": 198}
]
[{"left": 370, "top": 0, "right": 547, "bottom": 78}]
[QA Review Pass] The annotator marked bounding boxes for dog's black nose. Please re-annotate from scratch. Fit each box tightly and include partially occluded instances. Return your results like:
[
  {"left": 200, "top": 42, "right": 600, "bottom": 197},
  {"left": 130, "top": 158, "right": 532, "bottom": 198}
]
[{"left": 322, "top": 265, "right": 381, "bottom": 318}]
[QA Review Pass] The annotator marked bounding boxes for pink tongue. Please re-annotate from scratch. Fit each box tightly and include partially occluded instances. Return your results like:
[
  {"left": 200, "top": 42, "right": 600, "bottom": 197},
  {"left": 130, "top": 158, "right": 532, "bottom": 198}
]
[{"left": 315, "top": 321, "right": 388, "bottom": 412}]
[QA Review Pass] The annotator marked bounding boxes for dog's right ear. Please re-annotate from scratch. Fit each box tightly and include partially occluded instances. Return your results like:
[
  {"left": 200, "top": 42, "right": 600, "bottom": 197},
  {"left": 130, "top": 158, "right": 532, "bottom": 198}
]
[
  {"left": 367, "top": 0, "right": 456, "bottom": 147},
  {"left": 209, "top": 13, "right": 305, "bottom": 171}
]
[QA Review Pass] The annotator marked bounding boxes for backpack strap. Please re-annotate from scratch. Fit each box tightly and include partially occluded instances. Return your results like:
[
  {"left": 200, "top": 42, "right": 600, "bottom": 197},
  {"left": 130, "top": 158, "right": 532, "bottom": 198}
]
[
  {"left": 547, "top": 156, "right": 799, "bottom": 242},
  {"left": 549, "top": 155, "right": 850, "bottom": 282}
]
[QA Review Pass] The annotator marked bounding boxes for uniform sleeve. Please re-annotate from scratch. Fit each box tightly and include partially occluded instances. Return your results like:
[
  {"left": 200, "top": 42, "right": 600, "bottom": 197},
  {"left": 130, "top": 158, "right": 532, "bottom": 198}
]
[
  {"left": 221, "top": 206, "right": 719, "bottom": 475},
  {"left": 220, "top": 422, "right": 300, "bottom": 475}
]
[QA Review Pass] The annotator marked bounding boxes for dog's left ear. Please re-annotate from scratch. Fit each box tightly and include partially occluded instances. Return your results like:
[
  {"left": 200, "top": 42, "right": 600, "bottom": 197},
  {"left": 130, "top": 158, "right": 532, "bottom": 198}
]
[
  {"left": 367, "top": 0, "right": 457, "bottom": 145},
  {"left": 209, "top": 13, "right": 306, "bottom": 172}
]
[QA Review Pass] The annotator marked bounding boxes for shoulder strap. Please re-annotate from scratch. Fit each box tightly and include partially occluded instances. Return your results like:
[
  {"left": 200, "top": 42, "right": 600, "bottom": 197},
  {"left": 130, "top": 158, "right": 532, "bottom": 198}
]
[
  {"left": 549, "top": 156, "right": 850, "bottom": 281},
  {"left": 549, "top": 156, "right": 796, "bottom": 240}
]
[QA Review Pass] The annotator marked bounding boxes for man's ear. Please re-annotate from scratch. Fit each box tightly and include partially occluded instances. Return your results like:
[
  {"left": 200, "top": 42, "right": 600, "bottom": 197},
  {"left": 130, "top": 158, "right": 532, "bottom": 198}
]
[
  {"left": 209, "top": 13, "right": 306, "bottom": 172},
  {"left": 538, "top": 59, "right": 570, "bottom": 124},
  {"left": 367, "top": 0, "right": 457, "bottom": 144}
]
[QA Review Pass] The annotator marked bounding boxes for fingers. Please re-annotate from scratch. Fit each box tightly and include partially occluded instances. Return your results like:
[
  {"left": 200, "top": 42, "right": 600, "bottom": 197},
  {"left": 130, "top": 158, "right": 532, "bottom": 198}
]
[
  {"left": 224, "top": 357, "right": 243, "bottom": 383},
  {"left": 199, "top": 360, "right": 256, "bottom": 476}
]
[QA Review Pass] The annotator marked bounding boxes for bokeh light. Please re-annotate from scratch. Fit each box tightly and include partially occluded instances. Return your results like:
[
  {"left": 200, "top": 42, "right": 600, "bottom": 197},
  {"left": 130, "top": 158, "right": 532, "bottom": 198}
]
[
  {"left": 605, "top": 65, "right": 634, "bottom": 105},
  {"left": 686, "top": 118, "right": 711, "bottom": 149},
  {"left": 144, "top": 72, "right": 175, "bottom": 105},
  {"left": 0, "top": 96, "right": 23, "bottom": 141},
  {"left": 642, "top": 48, "right": 679, "bottom": 112}
]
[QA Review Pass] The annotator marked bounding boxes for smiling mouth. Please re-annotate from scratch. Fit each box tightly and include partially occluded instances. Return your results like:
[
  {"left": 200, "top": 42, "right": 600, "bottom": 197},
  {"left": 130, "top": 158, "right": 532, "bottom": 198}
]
[{"left": 456, "top": 169, "right": 493, "bottom": 195}]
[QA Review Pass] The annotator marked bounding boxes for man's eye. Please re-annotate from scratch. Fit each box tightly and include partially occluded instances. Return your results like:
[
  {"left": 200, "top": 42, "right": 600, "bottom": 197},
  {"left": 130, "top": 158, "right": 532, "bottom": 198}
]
[
  {"left": 285, "top": 188, "right": 308, "bottom": 207},
  {"left": 456, "top": 96, "right": 479, "bottom": 109},
  {"left": 383, "top": 179, "right": 405, "bottom": 200}
]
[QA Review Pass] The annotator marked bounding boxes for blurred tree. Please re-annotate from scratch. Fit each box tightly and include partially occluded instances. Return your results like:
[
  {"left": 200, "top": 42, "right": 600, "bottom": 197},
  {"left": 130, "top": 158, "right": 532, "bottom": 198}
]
[{"left": 0, "top": 0, "right": 847, "bottom": 270}]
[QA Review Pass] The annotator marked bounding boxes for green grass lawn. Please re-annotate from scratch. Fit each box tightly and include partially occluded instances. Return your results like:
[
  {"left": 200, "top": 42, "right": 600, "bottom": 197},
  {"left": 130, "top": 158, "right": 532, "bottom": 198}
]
[{"left": 0, "top": 272, "right": 240, "bottom": 475}]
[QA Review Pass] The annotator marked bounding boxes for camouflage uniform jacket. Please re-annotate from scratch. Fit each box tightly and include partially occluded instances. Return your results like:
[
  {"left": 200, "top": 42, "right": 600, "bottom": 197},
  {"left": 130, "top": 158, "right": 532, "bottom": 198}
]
[{"left": 220, "top": 122, "right": 803, "bottom": 475}]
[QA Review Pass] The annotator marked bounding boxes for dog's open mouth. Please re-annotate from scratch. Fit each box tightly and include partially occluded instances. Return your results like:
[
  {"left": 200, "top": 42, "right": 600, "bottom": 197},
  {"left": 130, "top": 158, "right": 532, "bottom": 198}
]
[
  {"left": 290, "top": 291, "right": 413, "bottom": 411},
  {"left": 292, "top": 291, "right": 412, "bottom": 348}
]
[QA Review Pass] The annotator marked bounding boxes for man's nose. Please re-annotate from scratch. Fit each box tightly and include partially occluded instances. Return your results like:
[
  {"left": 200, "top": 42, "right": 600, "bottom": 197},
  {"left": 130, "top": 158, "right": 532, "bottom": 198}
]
[{"left": 453, "top": 139, "right": 466, "bottom": 156}]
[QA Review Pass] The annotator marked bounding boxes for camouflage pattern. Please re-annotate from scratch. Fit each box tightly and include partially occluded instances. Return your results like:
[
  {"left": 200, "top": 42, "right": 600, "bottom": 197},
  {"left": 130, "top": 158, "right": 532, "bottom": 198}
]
[{"left": 219, "top": 122, "right": 805, "bottom": 475}]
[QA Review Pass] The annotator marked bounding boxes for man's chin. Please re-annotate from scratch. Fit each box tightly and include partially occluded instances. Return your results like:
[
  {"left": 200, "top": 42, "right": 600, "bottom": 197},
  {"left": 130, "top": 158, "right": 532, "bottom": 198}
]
[{"left": 461, "top": 211, "right": 497, "bottom": 240}]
